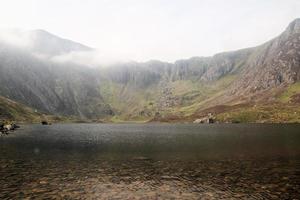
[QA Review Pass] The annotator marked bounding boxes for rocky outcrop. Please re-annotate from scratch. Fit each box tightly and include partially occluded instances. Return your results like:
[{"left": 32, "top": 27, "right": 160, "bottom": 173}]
[
  {"left": 229, "top": 19, "right": 300, "bottom": 96},
  {"left": 156, "top": 81, "right": 180, "bottom": 110}
]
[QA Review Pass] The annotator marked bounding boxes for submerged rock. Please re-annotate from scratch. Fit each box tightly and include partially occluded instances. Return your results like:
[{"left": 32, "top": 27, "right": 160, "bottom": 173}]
[{"left": 12, "top": 124, "right": 20, "bottom": 129}]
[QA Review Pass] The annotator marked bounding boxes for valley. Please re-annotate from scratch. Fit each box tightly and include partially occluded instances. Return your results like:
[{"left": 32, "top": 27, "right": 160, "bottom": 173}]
[{"left": 0, "top": 19, "right": 300, "bottom": 123}]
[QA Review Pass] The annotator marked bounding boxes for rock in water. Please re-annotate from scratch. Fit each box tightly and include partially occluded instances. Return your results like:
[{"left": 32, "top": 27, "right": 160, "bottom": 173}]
[
  {"left": 3, "top": 124, "right": 12, "bottom": 131},
  {"left": 41, "top": 121, "right": 51, "bottom": 125}
]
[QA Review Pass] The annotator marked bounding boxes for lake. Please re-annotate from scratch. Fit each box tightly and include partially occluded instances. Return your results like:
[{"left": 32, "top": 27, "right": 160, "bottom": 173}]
[{"left": 0, "top": 123, "right": 300, "bottom": 199}]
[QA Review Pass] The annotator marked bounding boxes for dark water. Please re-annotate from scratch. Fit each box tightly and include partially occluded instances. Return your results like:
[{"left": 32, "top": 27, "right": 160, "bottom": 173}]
[{"left": 0, "top": 124, "right": 300, "bottom": 199}]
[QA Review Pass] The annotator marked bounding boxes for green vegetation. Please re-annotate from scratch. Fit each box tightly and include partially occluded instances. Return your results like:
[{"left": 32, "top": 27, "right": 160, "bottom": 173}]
[
  {"left": 99, "top": 74, "right": 239, "bottom": 122},
  {"left": 213, "top": 83, "right": 300, "bottom": 123},
  {"left": 0, "top": 96, "right": 83, "bottom": 123},
  {"left": 279, "top": 82, "right": 300, "bottom": 103},
  {"left": 2, "top": 76, "right": 299, "bottom": 124},
  {"left": 99, "top": 78, "right": 160, "bottom": 120},
  {"left": 216, "top": 104, "right": 300, "bottom": 123},
  {"left": 170, "top": 75, "right": 237, "bottom": 116},
  {"left": 0, "top": 96, "right": 43, "bottom": 122}
]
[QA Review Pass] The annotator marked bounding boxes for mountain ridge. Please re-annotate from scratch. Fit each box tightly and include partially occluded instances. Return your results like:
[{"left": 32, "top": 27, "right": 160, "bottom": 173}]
[
  {"left": 0, "top": 19, "right": 299, "bottom": 122},
  {"left": 27, "top": 29, "right": 93, "bottom": 56}
]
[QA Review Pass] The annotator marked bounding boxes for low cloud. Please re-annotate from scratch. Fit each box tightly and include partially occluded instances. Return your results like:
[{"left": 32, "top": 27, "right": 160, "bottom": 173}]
[
  {"left": 0, "top": 29, "right": 32, "bottom": 48},
  {"left": 0, "top": 29, "right": 128, "bottom": 67},
  {"left": 50, "top": 50, "right": 130, "bottom": 67}
]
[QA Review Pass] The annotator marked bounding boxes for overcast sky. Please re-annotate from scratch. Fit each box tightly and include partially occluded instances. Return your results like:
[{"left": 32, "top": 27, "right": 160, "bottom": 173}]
[{"left": 0, "top": 0, "right": 299, "bottom": 62}]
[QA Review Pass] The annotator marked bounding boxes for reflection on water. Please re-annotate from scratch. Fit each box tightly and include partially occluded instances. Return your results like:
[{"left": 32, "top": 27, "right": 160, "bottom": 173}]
[{"left": 0, "top": 124, "right": 300, "bottom": 199}]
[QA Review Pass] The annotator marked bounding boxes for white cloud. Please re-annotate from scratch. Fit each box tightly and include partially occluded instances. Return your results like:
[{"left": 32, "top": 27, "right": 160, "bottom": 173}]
[
  {"left": 50, "top": 50, "right": 130, "bottom": 67},
  {"left": 0, "top": 0, "right": 299, "bottom": 62},
  {"left": 0, "top": 29, "right": 32, "bottom": 48}
]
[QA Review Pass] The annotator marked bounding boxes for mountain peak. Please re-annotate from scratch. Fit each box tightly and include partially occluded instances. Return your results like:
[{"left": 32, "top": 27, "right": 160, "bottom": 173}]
[
  {"left": 29, "top": 29, "right": 57, "bottom": 39},
  {"left": 31, "top": 29, "right": 50, "bottom": 34},
  {"left": 25, "top": 29, "right": 93, "bottom": 57}
]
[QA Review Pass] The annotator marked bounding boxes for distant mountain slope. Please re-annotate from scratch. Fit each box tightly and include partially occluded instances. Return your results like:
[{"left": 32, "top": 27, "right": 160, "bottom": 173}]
[
  {"left": 193, "top": 18, "right": 300, "bottom": 110},
  {"left": 0, "top": 95, "right": 42, "bottom": 122},
  {"left": 0, "top": 42, "right": 112, "bottom": 119},
  {"left": 26, "top": 29, "right": 93, "bottom": 56},
  {"left": 99, "top": 19, "right": 300, "bottom": 121},
  {"left": 0, "top": 19, "right": 299, "bottom": 122},
  {"left": 0, "top": 29, "right": 93, "bottom": 57},
  {"left": 230, "top": 19, "right": 300, "bottom": 96}
]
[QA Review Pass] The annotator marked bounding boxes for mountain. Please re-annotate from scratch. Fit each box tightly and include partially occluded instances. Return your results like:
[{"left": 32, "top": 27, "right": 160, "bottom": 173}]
[
  {"left": 26, "top": 29, "right": 93, "bottom": 57},
  {"left": 0, "top": 38, "right": 112, "bottom": 119},
  {"left": 99, "top": 19, "right": 300, "bottom": 122},
  {"left": 225, "top": 19, "right": 299, "bottom": 95},
  {"left": 0, "top": 19, "right": 299, "bottom": 122},
  {"left": 0, "top": 96, "right": 43, "bottom": 122},
  {"left": 0, "top": 29, "right": 93, "bottom": 57}
]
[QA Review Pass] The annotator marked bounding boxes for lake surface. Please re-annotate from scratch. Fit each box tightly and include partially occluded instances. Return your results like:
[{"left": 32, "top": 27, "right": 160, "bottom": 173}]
[{"left": 0, "top": 123, "right": 300, "bottom": 199}]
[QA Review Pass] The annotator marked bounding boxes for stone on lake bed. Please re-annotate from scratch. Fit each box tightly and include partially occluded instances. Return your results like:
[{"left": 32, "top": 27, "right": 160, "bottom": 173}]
[{"left": 132, "top": 156, "right": 151, "bottom": 160}]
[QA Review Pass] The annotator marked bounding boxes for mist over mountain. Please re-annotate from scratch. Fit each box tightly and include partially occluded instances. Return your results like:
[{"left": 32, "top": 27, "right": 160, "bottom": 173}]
[
  {"left": 0, "top": 37, "right": 111, "bottom": 118},
  {"left": 0, "top": 19, "right": 300, "bottom": 122},
  {"left": 0, "top": 29, "right": 92, "bottom": 55},
  {"left": 26, "top": 29, "right": 93, "bottom": 57}
]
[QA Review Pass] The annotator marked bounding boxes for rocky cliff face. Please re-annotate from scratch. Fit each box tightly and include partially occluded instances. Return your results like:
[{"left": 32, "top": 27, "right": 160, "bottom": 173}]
[
  {"left": 166, "top": 19, "right": 300, "bottom": 90},
  {"left": 229, "top": 19, "right": 299, "bottom": 94},
  {"left": 102, "top": 61, "right": 168, "bottom": 89}
]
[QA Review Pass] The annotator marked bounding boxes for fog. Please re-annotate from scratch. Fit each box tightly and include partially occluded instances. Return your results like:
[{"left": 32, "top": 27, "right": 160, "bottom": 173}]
[
  {"left": 0, "top": 29, "right": 32, "bottom": 48},
  {"left": 0, "top": 0, "right": 299, "bottom": 63},
  {"left": 0, "top": 29, "right": 128, "bottom": 66},
  {"left": 50, "top": 51, "right": 130, "bottom": 67}
]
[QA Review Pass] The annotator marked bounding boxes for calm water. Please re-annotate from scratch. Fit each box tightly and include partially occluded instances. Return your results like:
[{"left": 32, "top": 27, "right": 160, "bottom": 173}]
[{"left": 0, "top": 124, "right": 300, "bottom": 199}]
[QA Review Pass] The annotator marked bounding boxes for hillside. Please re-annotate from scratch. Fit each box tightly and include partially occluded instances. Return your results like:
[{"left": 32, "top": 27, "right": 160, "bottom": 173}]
[
  {"left": 26, "top": 29, "right": 93, "bottom": 56},
  {"left": 98, "top": 19, "right": 300, "bottom": 122},
  {"left": 0, "top": 40, "right": 113, "bottom": 119},
  {"left": 0, "top": 19, "right": 299, "bottom": 123},
  {"left": 0, "top": 95, "right": 43, "bottom": 122}
]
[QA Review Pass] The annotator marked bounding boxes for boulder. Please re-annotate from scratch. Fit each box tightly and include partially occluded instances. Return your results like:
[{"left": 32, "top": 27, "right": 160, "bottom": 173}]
[
  {"left": 193, "top": 113, "right": 215, "bottom": 124},
  {"left": 193, "top": 118, "right": 204, "bottom": 123},
  {"left": 193, "top": 118, "right": 208, "bottom": 123},
  {"left": 3, "top": 124, "right": 12, "bottom": 131},
  {"left": 0, "top": 122, "right": 19, "bottom": 134}
]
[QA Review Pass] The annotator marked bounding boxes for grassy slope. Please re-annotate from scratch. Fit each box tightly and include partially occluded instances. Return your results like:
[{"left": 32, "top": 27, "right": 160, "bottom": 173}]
[
  {"left": 0, "top": 96, "right": 43, "bottom": 122},
  {"left": 99, "top": 74, "right": 239, "bottom": 122},
  {"left": 0, "top": 96, "right": 75, "bottom": 123},
  {"left": 147, "top": 80, "right": 300, "bottom": 123},
  {"left": 278, "top": 82, "right": 300, "bottom": 103},
  {"left": 2, "top": 81, "right": 299, "bottom": 123},
  {"left": 213, "top": 82, "right": 300, "bottom": 123},
  {"left": 100, "top": 80, "right": 159, "bottom": 122},
  {"left": 216, "top": 103, "right": 300, "bottom": 123},
  {"left": 173, "top": 75, "right": 237, "bottom": 115}
]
